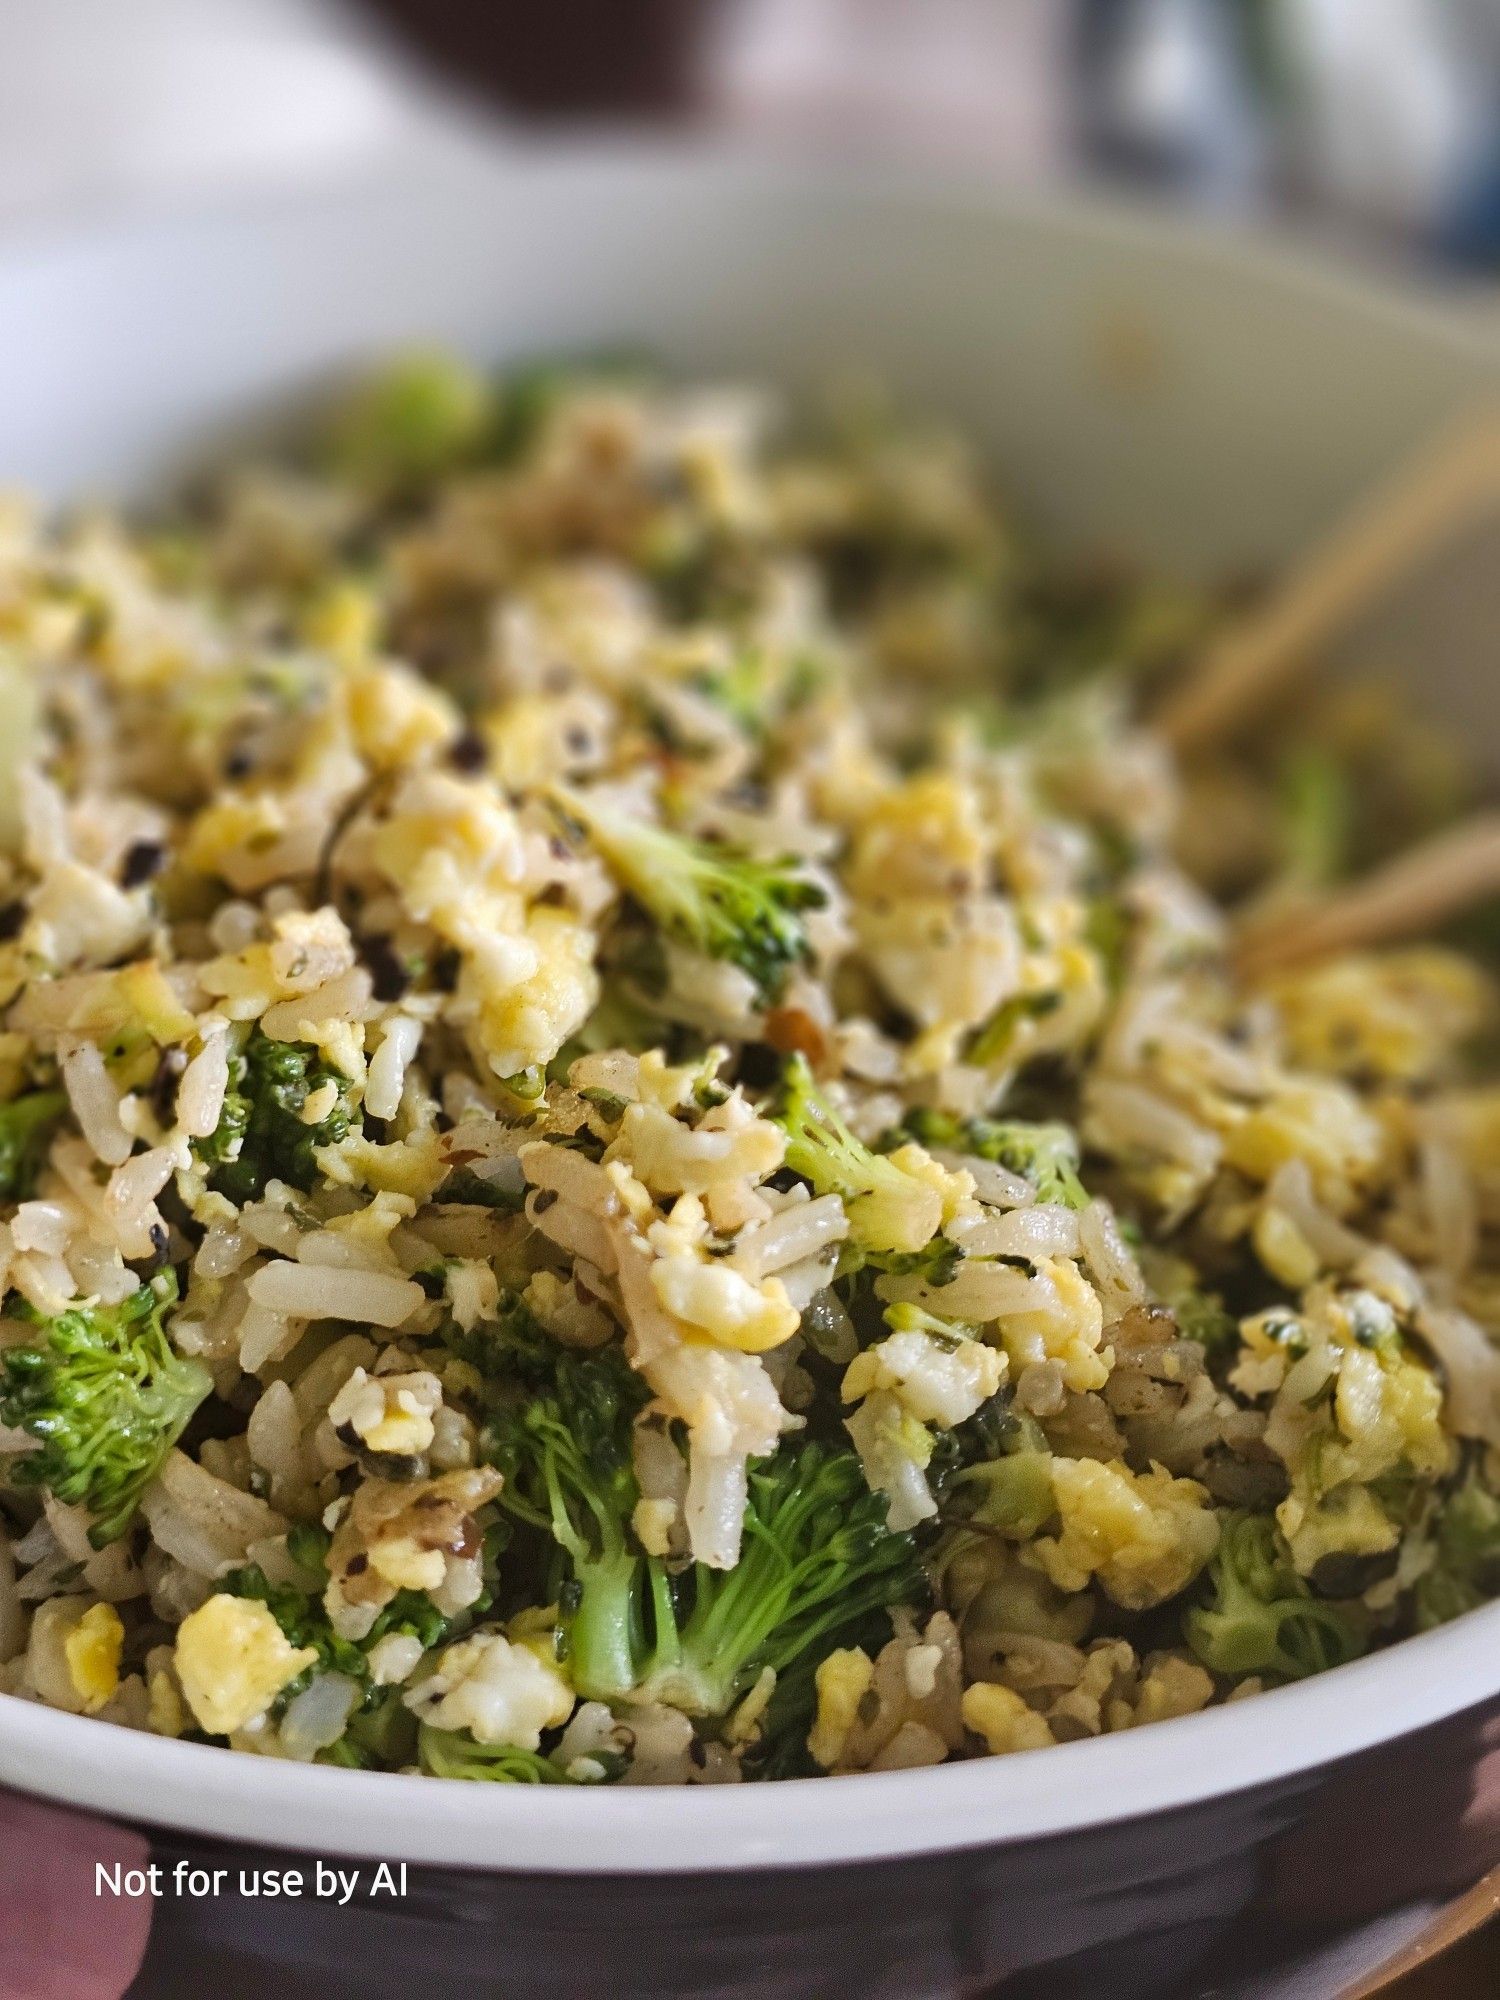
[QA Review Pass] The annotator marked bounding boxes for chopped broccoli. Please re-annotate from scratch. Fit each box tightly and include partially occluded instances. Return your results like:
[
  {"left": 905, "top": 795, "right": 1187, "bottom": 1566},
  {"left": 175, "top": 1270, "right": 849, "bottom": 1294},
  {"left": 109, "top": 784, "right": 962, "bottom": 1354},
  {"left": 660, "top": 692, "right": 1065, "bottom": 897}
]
[
  {"left": 0, "top": 1272, "right": 209, "bottom": 1546},
  {"left": 637, "top": 1441, "right": 926, "bottom": 1719},
  {"left": 1185, "top": 1511, "right": 1367, "bottom": 1680},
  {"left": 325, "top": 350, "right": 495, "bottom": 488},
  {"left": 477, "top": 1306, "right": 923, "bottom": 1714},
  {"left": 417, "top": 1726, "right": 573, "bottom": 1784},
  {"left": 0, "top": 1087, "right": 66, "bottom": 1199},
  {"left": 558, "top": 789, "right": 825, "bottom": 1004},
  {"left": 1415, "top": 1465, "right": 1500, "bottom": 1629},
  {"left": 967, "top": 989, "right": 1064, "bottom": 1068},
  {"left": 197, "top": 1030, "right": 355, "bottom": 1203},
  {"left": 774, "top": 1054, "right": 954, "bottom": 1259},
  {"left": 477, "top": 1311, "right": 653, "bottom": 1704},
  {"left": 900, "top": 1107, "right": 1090, "bottom": 1211},
  {"left": 687, "top": 650, "right": 826, "bottom": 740},
  {"left": 945, "top": 1451, "right": 1057, "bottom": 1541},
  {"left": 1278, "top": 744, "right": 1352, "bottom": 888},
  {"left": 224, "top": 1535, "right": 480, "bottom": 1717},
  {"left": 1168, "top": 1286, "right": 1238, "bottom": 1356}
]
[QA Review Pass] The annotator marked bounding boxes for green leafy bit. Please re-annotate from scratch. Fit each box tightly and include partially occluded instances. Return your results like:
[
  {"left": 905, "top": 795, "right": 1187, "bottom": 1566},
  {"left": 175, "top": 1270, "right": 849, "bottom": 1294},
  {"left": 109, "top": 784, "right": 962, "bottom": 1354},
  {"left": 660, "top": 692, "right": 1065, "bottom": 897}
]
[
  {"left": 1415, "top": 1466, "right": 1500, "bottom": 1629},
  {"left": 224, "top": 1537, "right": 474, "bottom": 1716},
  {"left": 1185, "top": 1511, "right": 1367, "bottom": 1680},
  {"left": 0, "top": 1087, "right": 66, "bottom": 1199},
  {"left": 434, "top": 1166, "right": 527, "bottom": 1212},
  {"left": 775, "top": 1053, "right": 956, "bottom": 1260},
  {"left": 0, "top": 1273, "right": 210, "bottom": 1546},
  {"left": 558, "top": 789, "right": 826, "bottom": 1004},
  {"left": 967, "top": 989, "right": 1063, "bottom": 1067},
  {"left": 196, "top": 1030, "right": 355, "bottom": 1202},
  {"left": 1277, "top": 744, "right": 1352, "bottom": 889},
  {"left": 900, "top": 1108, "right": 1090, "bottom": 1211}
]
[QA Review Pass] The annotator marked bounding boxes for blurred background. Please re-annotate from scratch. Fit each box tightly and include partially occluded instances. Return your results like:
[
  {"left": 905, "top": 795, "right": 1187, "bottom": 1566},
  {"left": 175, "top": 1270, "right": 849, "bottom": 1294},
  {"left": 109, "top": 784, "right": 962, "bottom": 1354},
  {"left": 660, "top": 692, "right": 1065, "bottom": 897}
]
[
  {"left": 0, "top": 2, "right": 1496, "bottom": 1994},
  {"left": 3, "top": 0, "right": 1500, "bottom": 272}
]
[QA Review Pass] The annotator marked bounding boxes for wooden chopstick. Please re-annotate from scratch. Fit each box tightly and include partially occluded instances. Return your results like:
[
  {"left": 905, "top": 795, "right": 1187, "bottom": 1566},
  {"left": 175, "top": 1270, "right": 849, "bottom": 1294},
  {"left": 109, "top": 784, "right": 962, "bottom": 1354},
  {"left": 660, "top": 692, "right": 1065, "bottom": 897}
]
[
  {"left": 1235, "top": 811, "right": 1500, "bottom": 979},
  {"left": 1160, "top": 411, "right": 1500, "bottom": 756}
]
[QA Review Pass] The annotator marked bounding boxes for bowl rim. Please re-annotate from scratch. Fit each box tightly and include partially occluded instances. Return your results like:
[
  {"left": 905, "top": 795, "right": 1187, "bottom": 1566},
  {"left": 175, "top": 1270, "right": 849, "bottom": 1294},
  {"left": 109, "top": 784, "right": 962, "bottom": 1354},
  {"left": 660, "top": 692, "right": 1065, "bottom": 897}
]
[
  {"left": 0, "top": 149, "right": 1498, "bottom": 1873},
  {"left": 2, "top": 1600, "right": 1498, "bottom": 1871}
]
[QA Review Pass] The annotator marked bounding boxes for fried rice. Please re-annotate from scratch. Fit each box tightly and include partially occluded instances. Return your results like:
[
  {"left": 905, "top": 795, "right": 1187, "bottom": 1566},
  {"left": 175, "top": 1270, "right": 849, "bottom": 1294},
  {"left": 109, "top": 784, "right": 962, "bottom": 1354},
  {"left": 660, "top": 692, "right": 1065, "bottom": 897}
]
[{"left": 0, "top": 353, "right": 1496, "bottom": 1785}]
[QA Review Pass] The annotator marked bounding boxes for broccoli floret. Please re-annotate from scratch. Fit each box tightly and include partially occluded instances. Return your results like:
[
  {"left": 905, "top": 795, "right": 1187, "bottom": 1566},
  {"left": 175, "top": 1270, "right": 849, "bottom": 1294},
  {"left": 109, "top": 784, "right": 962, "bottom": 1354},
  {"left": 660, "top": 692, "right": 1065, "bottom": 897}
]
[
  {"left": 475, "top": 1303, "right": 923, "bottom": 1716},
  {"left": 558, "top": 790, "right": 825, "bottom": 1004},
  {"left": 0, "top": 1272, "right": 209, "bottom": 1545},
  {"left": 774, "top": 1055, "right": 953, "bottom": 1260},
  {"left": 901, "top": 1108, "right": 1090, "bottom": 1211},
  {"left": 197, "top": 1030, "right": 355, "bottom": 1203},
  {"left": 224, "top": 1562, "right": 369, "bottom": 1705},
  {"left": 417, "top": 1725, "right": 573, "bottom": 1783},
  {"left": 0, "top": 1087, "right": 66, "bottom": 1199},
  {"left": 1415, "top": 1466, "right": 1500, "bottom": 1629},
  {"left": 1185, "top": 1512, "right": 1367, "bottom": 1680},
  {"left": 638, "top": 1440, "right": 926, "bottom": 1718},
  {"left": 326, "top": 350, "right": 495, "bottom": 488}
]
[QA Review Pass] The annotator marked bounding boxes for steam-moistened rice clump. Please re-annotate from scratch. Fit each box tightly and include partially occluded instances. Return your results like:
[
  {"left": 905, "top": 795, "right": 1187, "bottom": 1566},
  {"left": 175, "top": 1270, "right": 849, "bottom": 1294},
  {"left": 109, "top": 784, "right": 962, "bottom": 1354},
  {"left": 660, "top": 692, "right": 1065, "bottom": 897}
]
[{"left": 0, "top": 353, "right": 1497, "bottom": 1784}]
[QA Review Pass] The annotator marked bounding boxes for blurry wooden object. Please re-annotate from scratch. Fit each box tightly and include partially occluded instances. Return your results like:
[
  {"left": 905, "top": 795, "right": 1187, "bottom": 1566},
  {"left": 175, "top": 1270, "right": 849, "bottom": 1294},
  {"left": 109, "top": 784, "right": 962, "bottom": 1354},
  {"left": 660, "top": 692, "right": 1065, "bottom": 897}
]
[
  {"left": 1236, "top": 812, "right": 1500, "bottom": 978},
  {"left": 1161, "top": 411, "right": 1500, "bottom": 755},
  {"left": 1357, "top": 1867, "right": 1500, "bottom": 1996}
]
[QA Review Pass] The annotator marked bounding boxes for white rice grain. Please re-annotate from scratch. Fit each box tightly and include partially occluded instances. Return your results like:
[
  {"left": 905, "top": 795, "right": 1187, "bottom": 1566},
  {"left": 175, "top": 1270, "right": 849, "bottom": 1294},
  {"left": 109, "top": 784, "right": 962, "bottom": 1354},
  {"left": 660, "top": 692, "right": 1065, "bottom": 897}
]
[
  {"left": 365, "top": 1015, "right": 422, "bottom": 1121},
  {"left": 10, "top": 1201, "right": 72, "bottom": 1255},
  {"left": 730, "top": 1194, "right": 848, "bottom": 1281},
  {"left": 60, "top": 1037, "right": 132, "bottom": 1166},
  {"left": 246, "top": 1258, "right": 423, "bottom": 1328},
  {"left": 177, "top": 1020, "right": 231, "bottom": 1139}
]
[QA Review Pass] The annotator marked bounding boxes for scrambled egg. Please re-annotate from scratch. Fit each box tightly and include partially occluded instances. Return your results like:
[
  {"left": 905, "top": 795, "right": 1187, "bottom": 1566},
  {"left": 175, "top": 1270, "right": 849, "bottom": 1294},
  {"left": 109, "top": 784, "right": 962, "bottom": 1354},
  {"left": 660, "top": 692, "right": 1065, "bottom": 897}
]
[
  {"left": 843, "top": 1328, "right": 1005, "bottom": 1430},
  {"left": 960, "top": 1681, "right": 1055, "bottom": 1754},
  {"left": 808, "top": 1646, "right": 876, "bottom": 1769},
  {"left": 173, "top": 1595, "right": 319, "bottom": 1736},
  {"left": 402, "top": 1633, "right": 574, "bottom": 1749},
  {"left": 64, "top": 1603, "right": 124, "bottom": 1714},
  {"left": 1252, "top": 1287, "right": 1453, "bottom": 1575},
  {"left": 328, "top": 1366, "right": 443, "bottom": 1458},
  {"left": 1268, "top": 950, "right": 1490, "bottom": 1086},
  {"left": 996, "top": 1257, "right": 1110, "bottom": 1394},
  {"left": 1023, "top": 1457, "right": 1219, "bottom": 1611}
]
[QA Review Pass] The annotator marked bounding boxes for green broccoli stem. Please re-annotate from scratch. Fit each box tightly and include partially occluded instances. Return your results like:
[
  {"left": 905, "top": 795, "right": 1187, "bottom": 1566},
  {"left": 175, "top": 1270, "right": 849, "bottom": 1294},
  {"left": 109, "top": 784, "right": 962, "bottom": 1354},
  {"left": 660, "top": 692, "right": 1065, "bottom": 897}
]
[{"left": 565, "top": 1543, "right": 655, "bottom": 1705}]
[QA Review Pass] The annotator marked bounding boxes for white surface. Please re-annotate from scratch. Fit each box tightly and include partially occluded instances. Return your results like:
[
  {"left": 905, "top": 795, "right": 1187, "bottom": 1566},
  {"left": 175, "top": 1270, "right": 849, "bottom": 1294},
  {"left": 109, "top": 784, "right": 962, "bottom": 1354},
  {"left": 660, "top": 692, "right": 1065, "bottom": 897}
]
[
  {"left": 0, "top": 0, "right": 427, "bottom": 226},
  {"left": 0, "top": 147, "right": 1496, "bottom": 1869}
]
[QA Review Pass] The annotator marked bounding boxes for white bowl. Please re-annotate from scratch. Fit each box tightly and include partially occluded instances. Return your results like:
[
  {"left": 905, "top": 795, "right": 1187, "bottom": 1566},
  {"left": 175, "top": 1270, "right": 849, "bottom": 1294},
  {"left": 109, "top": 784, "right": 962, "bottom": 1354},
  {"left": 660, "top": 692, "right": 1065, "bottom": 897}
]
[{"left": 0, "top": 143, "right": 1497, "bottom": 1946}]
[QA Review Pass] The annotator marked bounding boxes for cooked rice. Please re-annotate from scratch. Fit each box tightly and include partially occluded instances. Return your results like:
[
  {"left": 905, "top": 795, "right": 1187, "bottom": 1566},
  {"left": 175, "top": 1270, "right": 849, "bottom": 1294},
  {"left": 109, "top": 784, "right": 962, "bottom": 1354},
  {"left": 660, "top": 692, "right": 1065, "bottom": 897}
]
[{"left": 0, "top": 354, "right": 1497, "bottom": 1786}]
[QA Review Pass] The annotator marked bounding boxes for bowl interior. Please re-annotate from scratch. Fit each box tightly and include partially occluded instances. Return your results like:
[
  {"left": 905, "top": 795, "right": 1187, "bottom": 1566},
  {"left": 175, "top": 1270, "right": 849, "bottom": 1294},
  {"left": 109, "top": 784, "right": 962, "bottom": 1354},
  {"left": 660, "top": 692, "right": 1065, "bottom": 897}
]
[{"left": 0, "top": 144, "right": 1497, "bottom": 1865}]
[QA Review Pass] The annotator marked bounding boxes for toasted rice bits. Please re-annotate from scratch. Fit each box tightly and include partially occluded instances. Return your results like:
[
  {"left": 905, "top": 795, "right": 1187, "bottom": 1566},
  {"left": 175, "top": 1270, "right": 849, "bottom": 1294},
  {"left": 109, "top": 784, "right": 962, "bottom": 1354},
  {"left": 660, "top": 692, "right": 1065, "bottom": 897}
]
[{"left": 0, "top": 357, "right": 1498, "bottom": 1780}]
